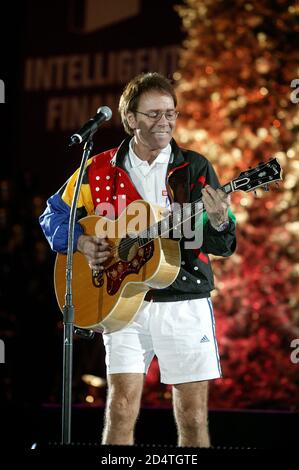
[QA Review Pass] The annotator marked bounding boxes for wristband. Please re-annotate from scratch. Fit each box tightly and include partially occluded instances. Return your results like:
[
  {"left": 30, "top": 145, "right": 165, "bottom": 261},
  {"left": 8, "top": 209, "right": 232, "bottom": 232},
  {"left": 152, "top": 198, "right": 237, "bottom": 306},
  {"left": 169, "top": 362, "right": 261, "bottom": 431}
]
[{"left": 212, "top": 220, "right": 230, "bottom": 232}]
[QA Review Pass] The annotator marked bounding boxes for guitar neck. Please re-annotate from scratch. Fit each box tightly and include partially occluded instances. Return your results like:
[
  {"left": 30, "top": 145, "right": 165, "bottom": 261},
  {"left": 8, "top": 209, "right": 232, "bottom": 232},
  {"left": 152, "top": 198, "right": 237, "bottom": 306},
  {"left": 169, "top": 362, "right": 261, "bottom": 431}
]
[{"left": 136, "top": 157, "right": 282, "bottom": 245}]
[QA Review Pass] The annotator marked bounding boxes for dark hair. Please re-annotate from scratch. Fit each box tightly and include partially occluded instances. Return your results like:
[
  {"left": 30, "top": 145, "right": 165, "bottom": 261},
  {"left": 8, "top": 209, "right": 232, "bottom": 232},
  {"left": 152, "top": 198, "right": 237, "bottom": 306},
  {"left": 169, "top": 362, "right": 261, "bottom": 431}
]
[{"left": 118, "top": 72, "right": 177, "bottom": 135}]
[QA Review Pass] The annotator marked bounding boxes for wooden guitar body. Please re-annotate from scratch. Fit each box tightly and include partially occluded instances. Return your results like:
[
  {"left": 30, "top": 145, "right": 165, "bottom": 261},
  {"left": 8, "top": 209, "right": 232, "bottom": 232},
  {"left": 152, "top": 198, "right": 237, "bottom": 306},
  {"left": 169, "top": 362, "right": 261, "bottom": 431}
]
[{"left": 54, "top": 200, "right": 180, "bottom": 332}]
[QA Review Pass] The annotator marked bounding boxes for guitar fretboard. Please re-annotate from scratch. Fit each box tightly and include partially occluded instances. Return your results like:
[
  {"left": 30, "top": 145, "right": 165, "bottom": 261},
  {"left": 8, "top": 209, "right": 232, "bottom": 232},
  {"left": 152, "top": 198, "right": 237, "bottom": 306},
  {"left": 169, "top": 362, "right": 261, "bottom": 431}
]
[{"left": 135, "top": 157, "right": 281, "bottom": 247}]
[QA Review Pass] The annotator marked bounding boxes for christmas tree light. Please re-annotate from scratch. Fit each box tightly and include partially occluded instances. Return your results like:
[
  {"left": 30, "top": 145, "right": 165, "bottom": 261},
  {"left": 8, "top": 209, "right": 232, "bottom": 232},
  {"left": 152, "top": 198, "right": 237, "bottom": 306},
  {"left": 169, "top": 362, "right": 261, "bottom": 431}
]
[{"left": 173, "top": 0, "right": 299, "bottom": 409}]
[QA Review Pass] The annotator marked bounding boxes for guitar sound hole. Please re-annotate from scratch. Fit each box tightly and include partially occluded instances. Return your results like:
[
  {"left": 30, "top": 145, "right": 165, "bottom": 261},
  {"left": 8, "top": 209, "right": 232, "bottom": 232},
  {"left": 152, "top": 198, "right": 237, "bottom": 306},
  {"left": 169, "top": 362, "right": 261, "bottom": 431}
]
[{"left": 118, "top": 235, "right": 138, "bottom": 261}]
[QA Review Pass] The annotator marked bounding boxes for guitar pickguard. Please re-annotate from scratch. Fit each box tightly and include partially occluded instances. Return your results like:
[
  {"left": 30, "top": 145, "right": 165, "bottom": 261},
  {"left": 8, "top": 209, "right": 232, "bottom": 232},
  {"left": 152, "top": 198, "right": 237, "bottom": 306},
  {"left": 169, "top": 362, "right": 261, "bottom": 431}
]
[{"left": 92, "top": 242, "right": 154, "bottom": 295}]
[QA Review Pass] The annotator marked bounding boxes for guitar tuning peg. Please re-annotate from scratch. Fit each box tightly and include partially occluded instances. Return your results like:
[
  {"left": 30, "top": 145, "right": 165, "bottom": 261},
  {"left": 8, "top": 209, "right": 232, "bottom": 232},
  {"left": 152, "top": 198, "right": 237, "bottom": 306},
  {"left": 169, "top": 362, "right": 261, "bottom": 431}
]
[{"left": 253, "top": 190, "right": 258, "bottom": 197}]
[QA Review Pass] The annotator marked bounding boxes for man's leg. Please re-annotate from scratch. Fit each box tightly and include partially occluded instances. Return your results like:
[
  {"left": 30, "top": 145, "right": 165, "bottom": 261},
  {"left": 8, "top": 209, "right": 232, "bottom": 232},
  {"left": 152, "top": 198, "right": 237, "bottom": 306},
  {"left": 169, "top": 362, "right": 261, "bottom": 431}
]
[
  {"left": 102, "top": 372, "right": 144, "bottom": 445},
  {"left": 172, "top": 380, "right": 210, "bottom": 447}
]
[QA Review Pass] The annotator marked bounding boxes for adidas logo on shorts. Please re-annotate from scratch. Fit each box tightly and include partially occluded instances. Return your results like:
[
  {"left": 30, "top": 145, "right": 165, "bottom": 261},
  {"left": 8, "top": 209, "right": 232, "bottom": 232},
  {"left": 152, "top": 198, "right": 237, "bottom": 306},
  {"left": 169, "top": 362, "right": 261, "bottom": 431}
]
[{"left": 200, "top": 335, "right": 210, "bottom": 343}]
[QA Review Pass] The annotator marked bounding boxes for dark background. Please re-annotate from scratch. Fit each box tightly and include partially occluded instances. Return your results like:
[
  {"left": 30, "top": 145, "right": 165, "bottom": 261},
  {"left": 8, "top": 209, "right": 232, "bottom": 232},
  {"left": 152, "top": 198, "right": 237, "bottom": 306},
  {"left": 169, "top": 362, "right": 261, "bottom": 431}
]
[{"left": 17, "top": 0, "right": 184, "bottom": 194}]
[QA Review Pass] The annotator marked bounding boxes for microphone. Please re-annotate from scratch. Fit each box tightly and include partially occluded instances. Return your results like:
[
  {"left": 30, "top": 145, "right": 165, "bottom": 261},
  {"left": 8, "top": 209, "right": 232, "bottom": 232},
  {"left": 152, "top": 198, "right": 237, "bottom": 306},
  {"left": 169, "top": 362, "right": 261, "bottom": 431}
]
[{"left": 69, "top": 106, "right": 112, "bottom": 146}]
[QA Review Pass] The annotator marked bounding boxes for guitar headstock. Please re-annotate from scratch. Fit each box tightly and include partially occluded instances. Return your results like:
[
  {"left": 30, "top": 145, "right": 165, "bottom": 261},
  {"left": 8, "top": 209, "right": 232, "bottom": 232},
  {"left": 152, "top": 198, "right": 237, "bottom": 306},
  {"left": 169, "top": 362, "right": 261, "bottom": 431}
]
[{"left": 228, "top": 158, "right": 283, "bottom": 194}]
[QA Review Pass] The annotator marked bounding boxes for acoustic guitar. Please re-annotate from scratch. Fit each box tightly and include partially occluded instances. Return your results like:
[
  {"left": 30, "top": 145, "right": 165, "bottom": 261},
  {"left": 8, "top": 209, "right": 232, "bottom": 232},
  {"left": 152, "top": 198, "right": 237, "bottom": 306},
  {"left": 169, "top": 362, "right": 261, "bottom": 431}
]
[{"left": 54, "top": 158, "right": 282, "bottom": 333}]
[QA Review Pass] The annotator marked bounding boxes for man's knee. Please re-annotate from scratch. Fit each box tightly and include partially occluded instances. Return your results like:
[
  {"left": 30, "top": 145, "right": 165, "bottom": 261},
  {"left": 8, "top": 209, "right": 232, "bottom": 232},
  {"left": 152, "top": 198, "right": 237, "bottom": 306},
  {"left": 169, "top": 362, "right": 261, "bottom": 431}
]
[
  {"left": 112, "top": 396, "right": 137, "bottom": 416},
  {"left": 107, "top": 393, "right": 140, "bottom": 425},
  {"left": 105, "top": 373, "right": 144, "bottom": 429},
  {"left": 176, "top": 406, "right": 208, "bottom": 432}
]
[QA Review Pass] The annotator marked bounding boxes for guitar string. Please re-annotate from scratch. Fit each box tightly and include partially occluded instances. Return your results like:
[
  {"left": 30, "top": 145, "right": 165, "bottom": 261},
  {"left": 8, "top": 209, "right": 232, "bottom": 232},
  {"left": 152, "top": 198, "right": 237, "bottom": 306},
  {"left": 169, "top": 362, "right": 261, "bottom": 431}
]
[
  {"left": 108, "top": 163, "right": 278, "bottom": 257},
  {"left": 99, "top": 161, "right": 279, "bottom": 259},
  {"left": 108, "top": 199, "right": 206, "bottom": 257},
  {"left": 107, "top": 192, "right": 206, "bottom": 255}
]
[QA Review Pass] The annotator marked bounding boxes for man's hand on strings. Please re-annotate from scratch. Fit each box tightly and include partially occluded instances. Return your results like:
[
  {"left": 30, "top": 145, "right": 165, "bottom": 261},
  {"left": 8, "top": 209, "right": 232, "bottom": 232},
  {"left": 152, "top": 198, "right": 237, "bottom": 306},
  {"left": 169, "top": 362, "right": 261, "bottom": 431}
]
[{"left": 77, "top": 235, "right": 112, "bottom": 271}]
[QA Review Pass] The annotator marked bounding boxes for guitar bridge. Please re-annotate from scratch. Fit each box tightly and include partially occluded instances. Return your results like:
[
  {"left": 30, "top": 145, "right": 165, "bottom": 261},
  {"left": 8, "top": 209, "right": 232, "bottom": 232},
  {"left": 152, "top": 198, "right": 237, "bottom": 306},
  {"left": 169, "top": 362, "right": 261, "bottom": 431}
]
[{"left": 104, "top": 242, "right": 154, "bottom": 295}]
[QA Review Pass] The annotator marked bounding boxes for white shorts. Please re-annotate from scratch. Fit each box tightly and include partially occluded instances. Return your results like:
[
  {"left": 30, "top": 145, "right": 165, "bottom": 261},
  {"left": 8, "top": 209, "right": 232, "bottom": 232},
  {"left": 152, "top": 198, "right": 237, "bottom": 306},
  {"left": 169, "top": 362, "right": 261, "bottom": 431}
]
[{"left": 102, "top": 297, "right": 222, "bottom": 384}]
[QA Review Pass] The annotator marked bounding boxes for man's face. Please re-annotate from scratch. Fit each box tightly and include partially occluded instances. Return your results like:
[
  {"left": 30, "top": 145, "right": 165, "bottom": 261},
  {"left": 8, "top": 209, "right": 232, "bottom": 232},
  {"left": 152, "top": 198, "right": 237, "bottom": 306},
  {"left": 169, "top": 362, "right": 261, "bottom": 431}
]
[{"left": 128, "top": 91, "right": 177, "bottom": 150}]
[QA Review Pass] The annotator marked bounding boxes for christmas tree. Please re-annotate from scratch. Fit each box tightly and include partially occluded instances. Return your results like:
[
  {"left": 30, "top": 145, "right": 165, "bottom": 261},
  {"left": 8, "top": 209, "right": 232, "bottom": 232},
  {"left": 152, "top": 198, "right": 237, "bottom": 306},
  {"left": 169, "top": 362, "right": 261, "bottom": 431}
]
[{"left": 170, "top": 0, "right": 299, "bottom": 409}]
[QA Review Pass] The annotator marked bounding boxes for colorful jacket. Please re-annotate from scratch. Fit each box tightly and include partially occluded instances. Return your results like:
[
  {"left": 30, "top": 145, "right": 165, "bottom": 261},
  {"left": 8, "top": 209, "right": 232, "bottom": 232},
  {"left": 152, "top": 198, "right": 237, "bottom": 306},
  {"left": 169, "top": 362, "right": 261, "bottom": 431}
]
[{"left": 39, "top": 138, "right": 236, "bottom": 301}]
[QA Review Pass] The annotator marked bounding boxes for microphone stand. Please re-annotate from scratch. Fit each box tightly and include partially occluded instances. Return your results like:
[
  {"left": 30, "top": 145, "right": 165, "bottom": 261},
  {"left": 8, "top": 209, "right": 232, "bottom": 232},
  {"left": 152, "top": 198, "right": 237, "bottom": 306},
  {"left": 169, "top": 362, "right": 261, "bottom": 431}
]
[{"left": 61, "top": 134, "right": 95, "bottom": 444}]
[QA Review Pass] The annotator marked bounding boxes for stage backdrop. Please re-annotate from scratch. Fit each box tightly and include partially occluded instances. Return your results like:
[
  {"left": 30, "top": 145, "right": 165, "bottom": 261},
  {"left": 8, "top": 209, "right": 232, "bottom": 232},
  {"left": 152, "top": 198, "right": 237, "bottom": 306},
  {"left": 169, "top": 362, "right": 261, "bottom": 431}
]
[
  {"left": 20, "top": 0, "right": 184, "bottom": 194},
  {"left": 2, "top": 0, "right": 298, "bottom": 412}
]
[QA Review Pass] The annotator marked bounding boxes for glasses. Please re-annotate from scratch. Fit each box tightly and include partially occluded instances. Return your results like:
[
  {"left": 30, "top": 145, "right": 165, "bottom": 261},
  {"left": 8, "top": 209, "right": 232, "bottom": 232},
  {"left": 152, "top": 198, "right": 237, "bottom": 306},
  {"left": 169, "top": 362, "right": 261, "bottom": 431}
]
[{"left": 135, "top": 110, "right": 179, "bottom": 121}]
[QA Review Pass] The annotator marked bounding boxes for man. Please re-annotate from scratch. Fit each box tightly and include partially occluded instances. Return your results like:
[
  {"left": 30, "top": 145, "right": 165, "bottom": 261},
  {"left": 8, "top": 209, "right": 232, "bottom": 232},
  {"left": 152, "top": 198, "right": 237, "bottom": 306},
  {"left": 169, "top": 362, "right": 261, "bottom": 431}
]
[{"left": 40, "top": 72, "right": 236, "bottom": 447}]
